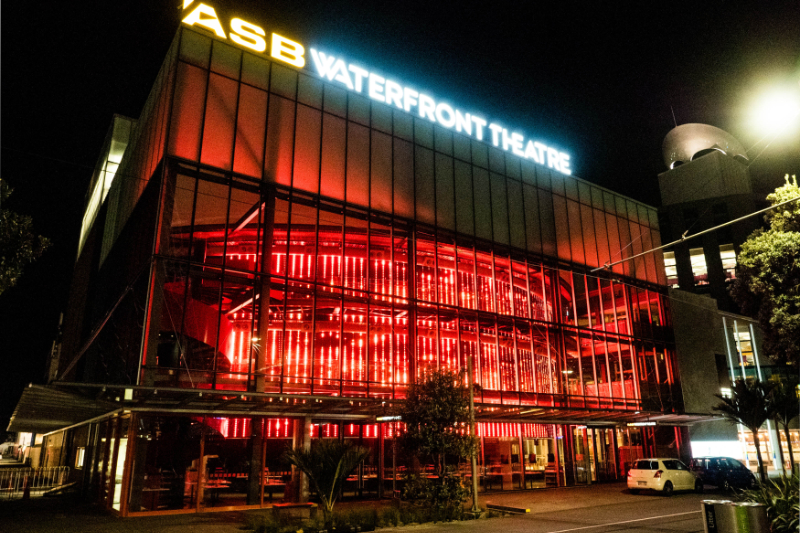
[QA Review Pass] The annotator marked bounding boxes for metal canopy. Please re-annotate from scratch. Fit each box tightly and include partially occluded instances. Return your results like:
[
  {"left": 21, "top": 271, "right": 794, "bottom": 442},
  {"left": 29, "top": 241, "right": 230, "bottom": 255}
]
[
  {"left": 36, "top": 382, "right": 719, "bottom": 430},
  {"left": 7, "top": 384, "right": 119, "bottom": 433}
]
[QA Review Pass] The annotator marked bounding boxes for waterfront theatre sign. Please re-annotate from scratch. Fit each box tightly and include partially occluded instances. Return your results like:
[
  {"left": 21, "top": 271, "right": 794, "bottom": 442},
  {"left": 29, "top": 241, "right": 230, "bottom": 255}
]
[{"left": 181, "top": 1, "right": 573, "bottom": 175}]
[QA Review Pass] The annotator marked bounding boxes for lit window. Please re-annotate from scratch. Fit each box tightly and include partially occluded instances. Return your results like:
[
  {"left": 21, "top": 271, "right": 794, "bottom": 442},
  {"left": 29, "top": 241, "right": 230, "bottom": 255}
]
[
  {"left": 720, "top": 244, "right": 737, "bottom": 281},
  {"left": 663, "top": 251, "right": 679, "bottom": 288},
  {"left": 689, "top": 248, "right": 708, "bottom": 285},
  {"left": 75, "top": 447, "right": 85, "bottom": 469}
]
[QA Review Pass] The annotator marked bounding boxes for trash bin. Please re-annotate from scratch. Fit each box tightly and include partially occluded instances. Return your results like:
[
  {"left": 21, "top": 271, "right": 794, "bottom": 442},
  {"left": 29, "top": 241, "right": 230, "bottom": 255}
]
[
  {"left": 710, "top": 501, "right": 769, "bottom": 533},
  {"left": 702, "top": 500, "right": 732, "bottom": 533}
]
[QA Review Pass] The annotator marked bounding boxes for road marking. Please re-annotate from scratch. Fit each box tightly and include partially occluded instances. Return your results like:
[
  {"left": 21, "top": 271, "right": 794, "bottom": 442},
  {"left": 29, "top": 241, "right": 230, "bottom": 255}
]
[{"left": 543, "top": 511, "right": 702, "bottom": 533}]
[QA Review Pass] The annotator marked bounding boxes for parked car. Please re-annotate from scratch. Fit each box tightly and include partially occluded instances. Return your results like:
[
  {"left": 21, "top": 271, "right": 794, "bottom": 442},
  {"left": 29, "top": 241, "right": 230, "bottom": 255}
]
[
  {"left": 689, "top": 457, "right": 757, "bottom": 490},
  {"left": 627, "top": 458, "right": 702, "bottom": 496}
]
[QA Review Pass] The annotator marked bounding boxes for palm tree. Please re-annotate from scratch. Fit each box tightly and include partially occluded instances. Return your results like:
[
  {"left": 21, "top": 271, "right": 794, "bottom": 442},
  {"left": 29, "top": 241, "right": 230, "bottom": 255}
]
[
  {"left": 714, "top": 378, "right": 775, "bottom": 482},
  {"left": 284, "top": 439, "right": 370, "bottom": 526},
  {"left": 768, "top": 377, "right": 799, "bottom": 475}
]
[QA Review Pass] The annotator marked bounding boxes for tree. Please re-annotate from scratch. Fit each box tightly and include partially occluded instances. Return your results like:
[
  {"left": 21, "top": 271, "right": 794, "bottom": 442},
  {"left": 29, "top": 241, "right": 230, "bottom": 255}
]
[
  {"left": 398, "top": 369, "right": 478, "bottom": 477},
  {"left": 714, "top": 378, "right": 776, "bottom": 482},
  {"left": 283, "top": 439, "right": 369, "bottom": 526},
  {"left": 731, "top": 175, "right": 800, "bottom": 369},
  {"left": 0, "top": 181, "right": 51, "bottom": 296},
  {"left": 768, "top": 377, "right": 800, "bottom": 475}
]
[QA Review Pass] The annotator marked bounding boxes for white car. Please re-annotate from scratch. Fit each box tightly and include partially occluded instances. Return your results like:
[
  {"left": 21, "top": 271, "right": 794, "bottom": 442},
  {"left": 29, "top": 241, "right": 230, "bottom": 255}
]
[{"left": 627, "top": 458, "right": 703, "bottom": 496}]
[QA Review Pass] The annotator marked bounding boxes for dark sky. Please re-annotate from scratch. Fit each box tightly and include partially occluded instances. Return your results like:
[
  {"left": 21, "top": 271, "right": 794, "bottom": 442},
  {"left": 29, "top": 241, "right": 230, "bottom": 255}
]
[{"left": 2, "top": 0, "right": 799, "bottom": 433}]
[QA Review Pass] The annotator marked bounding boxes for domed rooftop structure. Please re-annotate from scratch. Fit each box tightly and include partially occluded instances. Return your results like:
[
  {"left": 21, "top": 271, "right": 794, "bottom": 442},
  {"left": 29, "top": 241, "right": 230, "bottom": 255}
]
[{"left": 662, "top": 123, "right": 749, "bottom": 169}]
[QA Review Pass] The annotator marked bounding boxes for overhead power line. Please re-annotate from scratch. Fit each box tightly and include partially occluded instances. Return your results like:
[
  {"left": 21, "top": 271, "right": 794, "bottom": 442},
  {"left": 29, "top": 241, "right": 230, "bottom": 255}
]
[{"left": 591, "top": 195, "right": 800, "bottom": 273}]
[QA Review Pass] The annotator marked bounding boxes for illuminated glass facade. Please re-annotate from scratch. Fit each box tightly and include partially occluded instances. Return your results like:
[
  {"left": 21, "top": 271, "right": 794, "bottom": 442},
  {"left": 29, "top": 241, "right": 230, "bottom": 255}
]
[{"left": 40, "top": 26, "right": 691, "bottom": 515}]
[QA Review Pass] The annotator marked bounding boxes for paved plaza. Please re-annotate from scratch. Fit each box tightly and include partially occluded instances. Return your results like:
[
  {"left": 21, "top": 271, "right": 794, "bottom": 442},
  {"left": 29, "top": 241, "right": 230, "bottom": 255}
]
[{"left": 0, "top": 482, "right": 718, "bottom": 533}]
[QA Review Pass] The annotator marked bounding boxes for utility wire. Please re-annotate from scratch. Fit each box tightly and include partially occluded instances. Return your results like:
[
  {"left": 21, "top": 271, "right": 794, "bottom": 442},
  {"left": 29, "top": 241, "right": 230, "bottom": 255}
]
[{"left": 591, "top": 195, "right": 800, "bottom": 273}]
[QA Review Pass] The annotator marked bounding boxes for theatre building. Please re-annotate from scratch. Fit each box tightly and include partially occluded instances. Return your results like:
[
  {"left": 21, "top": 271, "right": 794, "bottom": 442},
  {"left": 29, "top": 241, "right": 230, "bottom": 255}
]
[{"left": 9, "top": 8, "right": 709, "bottom": 515}]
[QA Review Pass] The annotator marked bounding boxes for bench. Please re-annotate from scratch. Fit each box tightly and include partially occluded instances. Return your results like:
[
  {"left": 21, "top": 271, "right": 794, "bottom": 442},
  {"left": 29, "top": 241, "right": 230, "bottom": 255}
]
[{"left": 272, "top": 502, "right": 317, "bottom": 519}]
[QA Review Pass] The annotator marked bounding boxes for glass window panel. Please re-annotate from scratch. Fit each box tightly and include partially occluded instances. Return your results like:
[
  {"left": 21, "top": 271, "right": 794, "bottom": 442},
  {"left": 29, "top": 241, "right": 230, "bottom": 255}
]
[
  {"left": 192, "top": 179, "right": 230, "bottom": 263},
  {"left": 453, "top": 133, "right": 471, "bottom": 162},
  {"left": 439, "top": 310, "right": 459, "bottom": 373},
  {"left": 720, "top": 244, "right": 737, "bottom": 281},
  {"left": 264, "top": 96, "right": 295, "bottom": 187},
  {"left": 471, "top": 139, "right": 489, "bottom": 168},
  {"left": 414, "top": 118, "right": 434, "bottom": 149},
  {"left": 293, "top": 105, "right": 322, "bottom": 194},
  {"left": 573, "top": 274, "right": 590, "bottom": 328},
  {"left": 180, "top": 29, "right": 212, "bottom": 67},
  {"left": 393, "top": 110, "right": 413, "bottom": 140},
  {"left": 225, "top": 187, "right": 261, "bottom": 274},
  {"left": 368, "top": 304, "right": 394, "bottom": 398},
  {"left": 663, "top": 251, "right": 679, "bottom": 288},
  {"left": 562, "top": 330, "right": 581, "bottom": 396},
  {"left": 210, "top": 39, "right": 241, "bottom": 78},
  {"left": 347, "top": 94, "right": 370, "bottom": 126},
  {"left": 368, "top": 220, "right": 392, "bottom": 299},
  {"left": 215, "top": 274, "right": 257, "bottom": 391},
  {"left": 270, "top": 63, "right": 297, "bottom": 99},
  {"left": 533, "top": 325, "right": 556, "bottom": 395},
  {"left": 457, "top": 245, "right": 477, "bottom": 310},
  {"left": 489, "top": 147, "right": 505, "bottom": 173},
  {"left": 619, "top": 340, "right": 636, "bottom": 401},
  {"left": 416, "top": 308, "right": 438, "bottom": 377},
  {"left": 511, "top": 260, "right": 530, "bottom": 319},
  {"left": 167, "top": 173, "right": 196, "bottom": 258},
  {"left": 287, "top": 201, "right": 317, "bottom": 281},
  {"left": 415, "top": 147, "right": 435, "bottom": 225},
  {"left": 371, "top": 103, "right": 392, "bottom": 134},
  {"left": 270, "top": 198, "right": 290, "bottom": 276},
  {"left": 415, "top": 232, "right": 437, "bottom": 302},
  {"left": 579, "top": 331, "right": 598, "bottom": 398},
  {"left": 241, "top": 52, "right": 269, "bottom": 89},
  {"left": 313, "top": 287, "right": 341, "bottom": 395},
  {"left": 508, "top": 179, "right": 526, "bottom": 250},
  {"left": 586, "top": 276, "right": 603, "bottom": 330},
  {"left": 527, "top": 263, "right": 546, "bottom": 321},
  {"left": 459, "top": 316, "right": 480, "bottom": 395},
  {"left": 515, "top": 321, "right": 535, "bottom": 392},
  {"left": 616, "top": 216, "right": 633, "bottom": 278},
  {"left": 233, "top": 84, "right": 268, "bottom": 178},
  {"left": 552, "top": 196, "right": 571, "bottom": 262},
  {"left": 479, "top": 317, "right": 499, "bottom": 391},
  {"left": 522, "top": 184, "right": 542, "bottom": 255},
  {"left": 316, "top": 208, "right": 343, "bottom": 287},
  {"left": 613, "top": 282, "right": 629, "bottom": 335},
  {"left": 254, "top": 278, "right": 284, "bottom": 393},
  {"left": 346, "top": 123, "right": 370, "bottom": 208},
  {"left": 557, "top": 270, "right": 575, "bottom": 326},
  {"left": 344, "top": 215, "right": 368, "bottom": 292},
  {"left": 473, "top": 168, "right": 492, "bottom": 241},
  {"left": 598, "top": 279, "right": 616, "bottom": 333},
  {"left": 567, "top": 199, "right": 584, "bottom": 265},
  {"left": 498, "top": 320, "right": 517, "bottom": 391},
  {"left": 436, "top": 238, "right": 457, "bottom": 307},
  {"left": 592, "top": 208, "right": 611, "bottom": 270},
  {"left": 604, "top": 213, "right": 624, "bottom": 276},
  {"left": 475, "top": 248, "right": 495, "bottom": 313},
  {"left": 454, "top": 160, "right": 474, "bottom": 236},
  {"left": 580, "top": 204, "right": 599, "bottom": 268},
  {"left": 297, "top": 73, "right": 323, "bottom": 108},
  {"left": 491, "top": 174, "right": 510, "bottom": 245},
  {"left": 434, "top": 125, "right": 453, "bottom": 155},
  {"left": 435, "top": 153, "right": 455, "bottom": 230},
  {"left": 342, "top": 301, "right": 367, "bottom": 396},
  {"left": 392, "top": 226, "right": 410, "bottom": 299},
  {"left": 324, "top": 85, "right": 347, "bottom": 117},
  {"left": 370, "top": 131, "right": 393, "bottom": 214},
  {"left": 320, "top": 113, "right": 346, "bottom": 201},
  {"left": 393, "top": 139, "right": 415, "bottom": 220},
  {"left": 606, "top": 339, "right": 624, "bottom": 400},
  {"left": 168, "top": 63, "right": 207, "bottom": 161},
  {"left": 641, "top": 227, "right": 658, "bottom": 284},
  {"left": 494, "top": 255, "right": 513, "bottom": 315}
]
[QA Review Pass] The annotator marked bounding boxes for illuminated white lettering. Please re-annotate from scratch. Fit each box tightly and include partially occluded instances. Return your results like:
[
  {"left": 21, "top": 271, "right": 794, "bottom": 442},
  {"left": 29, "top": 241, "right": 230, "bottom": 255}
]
[
  {"left": 368, "top": 73, "right": 386, "bottom": 102},
  {"left": 455, "top": 110, "right": 472, "bottom": 135},
  {"left": 348, "top": 65, "right": 369, "bottom": 92},
  {"left": 271, "top": 33, "right": 305, "bottom": 68},
  {"left": 489, "top": 123, "right": 503, "bottom": 146},
  {"left": 230, "top": 18, "right": 266, "bottom": 52},
  {"left": 533, "top": 142, "right": 547, "bottom": 164},
  {"left": 510, "top": 132, "right": 524, "bottom": 157},
  {"left": 560, "top": 153, "right": 571, "bottom": 175},
  {"left": 471, "top": 116, "right": 487, "bottom": 141},
  {"left": 403, "top": 87, "right": 419, "bottom": 112},
  {"left": 435, "top": 103, "right": 456, "bottom": 128},
  {"left": 330, "top": 59, "right": 354, "bottom": 89},
  {"left": 385, "top": 80, "right": 404, "bottom": 109},
  {"left": 524, "top": 140, "right": 541, "bottom": 163},
  {"left": 182, "top": 3, "right": 226, "bottom": 38},
  {"left": 546, "top": 147, "right": 560, "bottom": 169},
  {"left": 309, "top": 49, "right": 336, "bottom": 79},
  {"left": 418, "top": 94, "right": 436, "bottom": 121}
]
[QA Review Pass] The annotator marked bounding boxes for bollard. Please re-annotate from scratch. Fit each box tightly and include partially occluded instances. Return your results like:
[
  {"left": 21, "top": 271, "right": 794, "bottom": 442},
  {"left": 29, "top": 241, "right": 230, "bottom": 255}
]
[{"left": 701, "top": 500, "right": 732, "bottom": 533}]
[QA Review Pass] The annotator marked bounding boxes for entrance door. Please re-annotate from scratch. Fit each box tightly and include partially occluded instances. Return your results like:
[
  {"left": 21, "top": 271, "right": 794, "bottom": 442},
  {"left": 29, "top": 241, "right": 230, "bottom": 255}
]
[{"left": 571, "top": 426, "right": 591, "bottom": 485}]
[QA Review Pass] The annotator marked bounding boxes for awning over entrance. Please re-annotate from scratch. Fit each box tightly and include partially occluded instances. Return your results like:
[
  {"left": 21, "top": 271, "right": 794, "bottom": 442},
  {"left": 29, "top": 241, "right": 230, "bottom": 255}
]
[
  {"left": 7, "top": 384, "right": 119, "bottom": 433},
  {"left": 42, "top": 382, "right": 719, "bottom": 429}
]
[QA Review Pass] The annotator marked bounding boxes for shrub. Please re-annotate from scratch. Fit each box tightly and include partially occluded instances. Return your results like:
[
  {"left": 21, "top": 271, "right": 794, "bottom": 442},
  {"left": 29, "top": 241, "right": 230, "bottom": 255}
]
[
  {"left": 401, "top": 474, "right": 470, "bottom": 522},
  {"left": 740, "top": 473, "right": 799, "bottom": 533}
]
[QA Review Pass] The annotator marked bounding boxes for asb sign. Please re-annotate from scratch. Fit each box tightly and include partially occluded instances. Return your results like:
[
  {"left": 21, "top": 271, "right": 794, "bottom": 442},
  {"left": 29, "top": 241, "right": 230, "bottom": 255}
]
[{"left": 181, "top": 1, "right": 573, "bottom": 175}]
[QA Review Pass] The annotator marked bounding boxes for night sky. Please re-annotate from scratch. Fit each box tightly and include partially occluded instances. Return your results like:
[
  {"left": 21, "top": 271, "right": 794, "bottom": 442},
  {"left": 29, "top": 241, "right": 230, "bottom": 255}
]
[{"left": 2, "top": 0, "right": 799, "bottom": 434}]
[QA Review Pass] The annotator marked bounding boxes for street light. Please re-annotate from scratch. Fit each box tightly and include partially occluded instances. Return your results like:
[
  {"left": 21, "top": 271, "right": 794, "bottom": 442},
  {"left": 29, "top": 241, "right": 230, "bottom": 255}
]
[{"left": 751, "top": 88, "right": 800, "bottom": 136}]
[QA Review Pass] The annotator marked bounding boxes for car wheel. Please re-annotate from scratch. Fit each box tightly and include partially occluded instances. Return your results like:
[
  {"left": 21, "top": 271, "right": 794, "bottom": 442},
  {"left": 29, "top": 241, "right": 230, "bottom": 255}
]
[
  {"left": 695, "top": 479, "right": 704, "bottom": 493},
  {"left": 662, "top": 481, "right": 674, "bottom": 496},
  {"left": 629, "top": 488, "right": 640, "bottom": 494}
]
